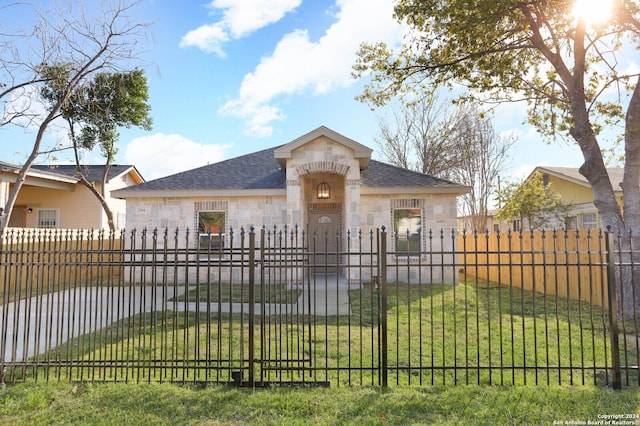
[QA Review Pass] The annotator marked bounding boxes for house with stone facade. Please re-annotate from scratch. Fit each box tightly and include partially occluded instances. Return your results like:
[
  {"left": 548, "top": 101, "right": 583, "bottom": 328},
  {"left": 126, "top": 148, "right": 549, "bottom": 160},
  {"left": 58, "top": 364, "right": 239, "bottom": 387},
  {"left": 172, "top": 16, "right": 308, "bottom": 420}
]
[{"left": 113, "top": 126, "right": 469, "bottom": 284}]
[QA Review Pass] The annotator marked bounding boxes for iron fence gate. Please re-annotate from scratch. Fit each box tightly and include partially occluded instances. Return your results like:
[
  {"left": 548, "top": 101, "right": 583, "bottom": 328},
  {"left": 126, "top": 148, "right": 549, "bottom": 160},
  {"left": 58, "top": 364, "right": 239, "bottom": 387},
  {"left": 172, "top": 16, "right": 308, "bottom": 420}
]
[{"left": 0, "top": 226, "right": 638, "bottom": 388}]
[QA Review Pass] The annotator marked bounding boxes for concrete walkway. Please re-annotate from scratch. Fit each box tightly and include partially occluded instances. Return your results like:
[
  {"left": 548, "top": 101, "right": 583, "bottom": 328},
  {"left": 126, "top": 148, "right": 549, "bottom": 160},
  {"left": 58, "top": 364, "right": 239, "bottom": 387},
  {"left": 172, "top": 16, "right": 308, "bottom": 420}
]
[
  {"left": 298, "top": 272, "right": 352, "bottom": 316},
  {"left": 169, "top": 273, "right": 352, "bottom": 316},
  {"left": 1, "top": 273, "right": 352, "bottom": 363}
]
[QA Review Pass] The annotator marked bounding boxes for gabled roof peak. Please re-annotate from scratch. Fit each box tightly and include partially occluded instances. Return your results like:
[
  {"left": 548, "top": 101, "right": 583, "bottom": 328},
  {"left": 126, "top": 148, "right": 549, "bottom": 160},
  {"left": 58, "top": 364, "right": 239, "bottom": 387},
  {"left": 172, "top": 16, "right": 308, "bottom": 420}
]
[
  {"left": 273, "top": 126, "right": 372, "bottom": 169},
  {"left": 532, "top": 166, "right": 624, "bottom": 191}
]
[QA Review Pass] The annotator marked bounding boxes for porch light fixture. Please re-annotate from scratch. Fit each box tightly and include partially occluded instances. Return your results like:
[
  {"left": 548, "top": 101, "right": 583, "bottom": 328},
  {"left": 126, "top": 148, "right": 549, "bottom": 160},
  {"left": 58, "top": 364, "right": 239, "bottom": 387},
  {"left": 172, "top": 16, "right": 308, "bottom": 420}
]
[{"left": 317, "top": 182, "right": 330, "bottom": 199}]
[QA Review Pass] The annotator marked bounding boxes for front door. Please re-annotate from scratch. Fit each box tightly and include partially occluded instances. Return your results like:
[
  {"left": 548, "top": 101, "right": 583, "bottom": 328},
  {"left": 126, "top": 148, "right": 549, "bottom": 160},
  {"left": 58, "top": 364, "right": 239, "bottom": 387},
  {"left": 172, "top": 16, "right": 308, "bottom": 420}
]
[{"left": 308, "top": 206, "right": 341, "bottom": 269}]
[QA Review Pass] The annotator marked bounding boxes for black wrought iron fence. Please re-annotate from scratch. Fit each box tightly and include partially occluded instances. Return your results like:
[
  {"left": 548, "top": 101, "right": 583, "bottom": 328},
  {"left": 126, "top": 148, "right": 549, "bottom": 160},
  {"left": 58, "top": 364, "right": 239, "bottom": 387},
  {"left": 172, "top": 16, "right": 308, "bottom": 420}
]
[{"left": 0, "top": 226, "right": 638, "bottom": 388}]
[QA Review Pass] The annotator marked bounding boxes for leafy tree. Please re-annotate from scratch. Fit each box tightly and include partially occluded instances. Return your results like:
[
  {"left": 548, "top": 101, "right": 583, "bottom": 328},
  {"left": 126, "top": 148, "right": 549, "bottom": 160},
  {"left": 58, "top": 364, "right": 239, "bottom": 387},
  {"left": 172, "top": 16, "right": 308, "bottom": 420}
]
[
  {"left": 0, "top": 1, "right": 148, "bottom": 233},
  {"left": 42, "top": 69, "right": 152, "bottom": 231},
  {"left": 353, "top": 0, "right": 640, "bottom": 317},
  {"left": 353, "top": 0, "right": 639, "bottom": 233},
  {"left": 495, "top": 172, "right": 568, "bottom": 230}
]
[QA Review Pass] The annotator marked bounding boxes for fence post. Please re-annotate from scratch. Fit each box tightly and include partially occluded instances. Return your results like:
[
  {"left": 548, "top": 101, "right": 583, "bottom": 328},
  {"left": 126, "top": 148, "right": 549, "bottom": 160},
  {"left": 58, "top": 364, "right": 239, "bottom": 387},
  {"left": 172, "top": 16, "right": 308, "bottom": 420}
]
[
  {"left": 259, "top": 226, "right": 267, "bottom": 384},
  {"left": 605, "top": 228, "right": 622, "bottom": 389},
  {"left": 0, "top": 229, "right": 6, "bottom": 382},
  {"left": 248, "top": 227, "right": 256, "bottom": 386},
  {"left": 380, "top": 226, "right": 388, "bottom": 388}
]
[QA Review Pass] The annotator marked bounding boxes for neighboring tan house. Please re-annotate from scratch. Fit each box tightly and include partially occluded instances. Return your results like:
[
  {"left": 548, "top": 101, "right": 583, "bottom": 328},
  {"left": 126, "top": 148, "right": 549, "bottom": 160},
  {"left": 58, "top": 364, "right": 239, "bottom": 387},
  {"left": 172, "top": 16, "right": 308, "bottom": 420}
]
[
  {"left": 113, "top": 126, "right": 470, "bottom": 283},
  {"left": 0, "top": 162, "right": 144, "bottom": 229},
  {"left": 457, "top": 209, "right": 501, "bottom": 233},
  {"left": 490, "top": 166, "right": 623, "bottom": 232}
]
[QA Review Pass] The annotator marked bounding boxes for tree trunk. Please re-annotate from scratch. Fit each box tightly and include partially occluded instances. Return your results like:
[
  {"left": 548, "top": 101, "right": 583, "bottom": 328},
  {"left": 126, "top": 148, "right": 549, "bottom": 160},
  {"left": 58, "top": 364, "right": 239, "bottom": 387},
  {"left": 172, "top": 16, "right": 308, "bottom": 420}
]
[
  {"left": 78, "top": 174, "right": 116, "bottom": 232},
  {"left": 71, "top": 135, "right": 116, "bottom": 232},
  {"left": 617, "top": 76, "right": 640, "bottom": 320},
  {"left": 573, "top": 77, "right": 640, "bottom": 321},
  {"left": 100, "top": 164, "right": 116, "bottom": 231},
  {"left": 0, "top": 112, "right": 59, "bottom": 234},
  {"left": 570, "top": 109, "right": 633, "bottom": 319}
]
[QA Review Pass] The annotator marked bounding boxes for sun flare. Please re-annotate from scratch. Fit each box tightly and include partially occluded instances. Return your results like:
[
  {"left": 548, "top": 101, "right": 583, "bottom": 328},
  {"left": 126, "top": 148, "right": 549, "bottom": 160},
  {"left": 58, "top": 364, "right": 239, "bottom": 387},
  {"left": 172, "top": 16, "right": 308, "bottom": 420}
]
[{"left": 572, "top": 0, "right": 614, "bottom": 25}]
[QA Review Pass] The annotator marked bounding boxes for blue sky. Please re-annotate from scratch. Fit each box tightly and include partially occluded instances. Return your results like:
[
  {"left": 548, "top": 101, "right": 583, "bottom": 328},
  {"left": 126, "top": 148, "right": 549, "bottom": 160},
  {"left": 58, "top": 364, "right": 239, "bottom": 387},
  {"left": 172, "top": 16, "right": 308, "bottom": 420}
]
[{"left": 1, "top": 0, "right": 586, "bottom": 181}]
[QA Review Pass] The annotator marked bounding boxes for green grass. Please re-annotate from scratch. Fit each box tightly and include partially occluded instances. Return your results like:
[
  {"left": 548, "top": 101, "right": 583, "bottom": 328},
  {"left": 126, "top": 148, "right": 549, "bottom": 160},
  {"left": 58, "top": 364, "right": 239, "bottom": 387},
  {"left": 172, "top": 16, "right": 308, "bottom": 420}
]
[
  {"left": 172, "top": 283, "right": 302, "bottom": 304},
  {"left": 0, "top": 381, "right": 638, "bottom": 425},
  {"left": 3, "top": 279, "right": 640, "bottom": 424},
  {"left": 4, "top": 280, "right": 638, "bottom": 388}
]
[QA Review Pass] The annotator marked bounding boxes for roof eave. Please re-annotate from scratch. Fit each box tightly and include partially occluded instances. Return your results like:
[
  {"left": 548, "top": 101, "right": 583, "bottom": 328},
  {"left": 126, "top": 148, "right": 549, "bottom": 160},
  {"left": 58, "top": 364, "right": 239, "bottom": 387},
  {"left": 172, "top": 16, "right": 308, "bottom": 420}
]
[
  {"left": 0, "top": 169, "right": 78, "bottom": 190},
  {"left": 108, "top": 166, "right": 145, "bottom": 184},
  {"left": 360, "top": 185, "right": 471, "bottom": 195},
  {"left": 112, "top": 188, "right": 287, "bottom": 199},
  {"left": 533, "top": 166, "right": 591, "bottom": 188}
]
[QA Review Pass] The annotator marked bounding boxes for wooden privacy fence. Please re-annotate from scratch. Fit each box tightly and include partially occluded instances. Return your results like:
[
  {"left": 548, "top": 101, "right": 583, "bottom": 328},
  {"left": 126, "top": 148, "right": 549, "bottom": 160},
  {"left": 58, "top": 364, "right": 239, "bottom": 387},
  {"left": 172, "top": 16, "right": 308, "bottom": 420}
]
[
  {"left": 457, "top": 229, "right": 608, "bottom": 306},
  {"left": 0, "top": 228, "right": 123, "bottom": 303}
]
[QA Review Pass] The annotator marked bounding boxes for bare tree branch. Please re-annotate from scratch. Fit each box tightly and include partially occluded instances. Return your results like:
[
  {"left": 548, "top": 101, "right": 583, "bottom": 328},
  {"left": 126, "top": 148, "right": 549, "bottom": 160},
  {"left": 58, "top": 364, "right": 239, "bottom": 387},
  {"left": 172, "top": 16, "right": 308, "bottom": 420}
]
[{"left": 0, "top": 0, "right": 149, "bottom": 233}]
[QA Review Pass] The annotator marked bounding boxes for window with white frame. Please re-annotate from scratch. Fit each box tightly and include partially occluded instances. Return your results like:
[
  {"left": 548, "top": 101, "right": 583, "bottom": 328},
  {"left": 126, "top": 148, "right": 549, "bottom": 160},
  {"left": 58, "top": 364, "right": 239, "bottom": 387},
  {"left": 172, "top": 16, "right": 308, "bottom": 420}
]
[
  {"left": 393, "top": 208, "right": 422, "bottom": 256},
  {"left": 36, "top": 209, "right": 58, "bottom": 228},
  {"left": 580, "top": 213, "right": 597, "bottom": 229},
  {"left": 198, "top": 211, "right": 225, "bottom": 254},
  {"left": 565, "top": 216, "right": 577, "bottom": 230}
]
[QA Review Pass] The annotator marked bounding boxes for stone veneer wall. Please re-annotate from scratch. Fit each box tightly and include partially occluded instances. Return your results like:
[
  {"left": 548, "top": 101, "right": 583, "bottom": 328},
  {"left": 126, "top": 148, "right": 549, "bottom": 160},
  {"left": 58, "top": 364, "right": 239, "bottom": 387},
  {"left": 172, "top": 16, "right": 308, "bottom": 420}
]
[
  {"left": 124, "top": 195, "right": 289, "bottom": 284},
  {"left": 358, "top": 193, "right": 458, "bottom": 235},
  {"left": 126, "top": 195, "right": 288, "bottom": 238},
  {"left": 356, "top": 193, "right": 459, "bottom": 284},
  {"left": 124, "top": 192, "right": 458, "bottom": 284},
  {"left": 284, "top": 137, "right": 362, "bottom": 238}
]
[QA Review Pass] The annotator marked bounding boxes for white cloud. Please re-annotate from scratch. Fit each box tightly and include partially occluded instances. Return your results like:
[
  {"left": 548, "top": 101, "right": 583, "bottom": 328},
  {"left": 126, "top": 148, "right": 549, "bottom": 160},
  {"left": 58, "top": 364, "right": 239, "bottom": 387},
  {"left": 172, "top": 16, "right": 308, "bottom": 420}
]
[
  {"left": 218, "top": 0, "right": 301, "bottom": 37},
  {"left": 179, "top": 23, "right": 228, "bottom": 56},
  {"left": 179, "top": 0, "right": 301, "bottom": 55},
  {"left": 220, "top": 0, "right": 405, "bottom": 137},
  {"left": 124, "top": 133, "right": 231, "bottom": 180},
  {"left": 221, "top": 100, "right": 285, "bottom": 138}
]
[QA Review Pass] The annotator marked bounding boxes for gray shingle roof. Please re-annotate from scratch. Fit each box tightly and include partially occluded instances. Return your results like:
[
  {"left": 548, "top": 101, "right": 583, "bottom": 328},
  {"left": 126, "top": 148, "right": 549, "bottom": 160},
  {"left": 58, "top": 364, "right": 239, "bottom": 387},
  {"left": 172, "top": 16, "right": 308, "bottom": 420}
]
[
  {"left": 30, "top": 164, "right": 138, "bottom": 182},
  {"left": 120, "top": 146, "right": 463, "bottom": 192},
  {"left": 362, "top": 160, "right": 463, "bottom": 188},
  {"left": 122, "top": 146, "right": 286, "bottom": 191}
]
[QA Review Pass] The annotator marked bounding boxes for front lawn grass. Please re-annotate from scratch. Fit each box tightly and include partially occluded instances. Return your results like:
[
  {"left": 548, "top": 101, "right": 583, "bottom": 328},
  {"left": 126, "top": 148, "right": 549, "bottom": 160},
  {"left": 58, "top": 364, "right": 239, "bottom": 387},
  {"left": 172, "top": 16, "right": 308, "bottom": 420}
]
[
  {"left": 5, "top": 280, "right": 638, "bottom": 388},
  {"left": 172, "top": 283, "right": 302, "bottom": 304},
  {"left": 0, "top": 381, "right": 638, "bottom": 425}
]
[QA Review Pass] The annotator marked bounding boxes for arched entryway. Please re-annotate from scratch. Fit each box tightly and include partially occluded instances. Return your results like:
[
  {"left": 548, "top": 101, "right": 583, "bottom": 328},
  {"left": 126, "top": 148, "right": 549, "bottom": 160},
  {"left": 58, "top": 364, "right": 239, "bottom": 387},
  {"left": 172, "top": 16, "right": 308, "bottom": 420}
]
[
  {"left": 308, "top": 203, "right": 341, "bottom": 268},
  {"left": 302, "top": 171, "right": 345, "bottom": 270}
]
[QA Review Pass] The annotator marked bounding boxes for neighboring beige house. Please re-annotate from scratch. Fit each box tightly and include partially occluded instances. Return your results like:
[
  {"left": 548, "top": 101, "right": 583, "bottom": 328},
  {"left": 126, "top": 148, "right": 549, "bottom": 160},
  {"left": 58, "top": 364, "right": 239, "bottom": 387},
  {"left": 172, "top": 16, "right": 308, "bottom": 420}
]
[
  {"left": 0, "top": 162, "right": 144, "bottom": 230},
  {"left": 113, "top": 126, "right": 470, "bottom": 283},
  {"left": 479, "top": 166, "right": 623, "bottom": 232}
]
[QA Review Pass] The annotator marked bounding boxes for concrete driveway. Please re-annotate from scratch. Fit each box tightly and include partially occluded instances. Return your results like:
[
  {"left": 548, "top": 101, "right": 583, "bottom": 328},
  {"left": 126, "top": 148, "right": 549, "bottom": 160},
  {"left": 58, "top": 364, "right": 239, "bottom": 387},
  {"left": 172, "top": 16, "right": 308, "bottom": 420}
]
[
  {"left": 1, "top": 286, "right": 184, "bottom": 363},
  {"left": 1, "top": 275, "right": 351, "bottom": 363}
]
